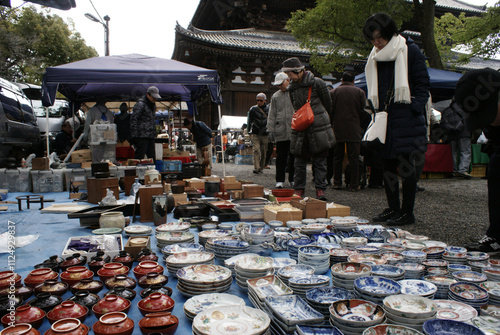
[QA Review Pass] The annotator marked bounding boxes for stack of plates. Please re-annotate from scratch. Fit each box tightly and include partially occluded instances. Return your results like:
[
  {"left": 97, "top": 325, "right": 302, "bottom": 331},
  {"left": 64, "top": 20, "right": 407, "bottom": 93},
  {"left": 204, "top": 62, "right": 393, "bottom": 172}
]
[
  {"left": 205, "top": 236, "right": 239, "bottom": 253},
  {"left": 155, "top": 222, "right": 190, "bottom": 234},
  {"left": 272, "top": 257, "right": 297, "bottom": 272},
  {"left": 480, "top": 281, "right": 500, "bottom": 305},
  {"left": 213, "top": 240, "right": 250, "bottom": 261},
  {"left": 422, "top": 247, "right": 445, "bottom": 259},
  {"left": 330, "top": 262, "right": 371, "bottom": 290},
  {"left": 192, "top": 305, "right": 270, "bottom": 335},
  {"left": 380, "top": 243, "right": 406, "bottom": 253},
  {"left": 397, "top": 262, "right": 425, "bottom": 279},
  {"left": 161, "top": 243, "right": 204, "bottom": 258},
  {"left": 124, "top": 225, "right": 153, "bottom": 236},
  {"left": 383, "top": 294, "right": 436, "bottom": 332},
  {"left": 423, "top": 319, "right": 485, "bottom": 335},
  {"left": 489, "top": 259, "right": 500, "bottom": 268},
  {"left": 402, "top": 250, "right": 427, "bottom": 263},
  {"left": 184, "top": 293, "right": 245, "bottom": 320},
  {"left": 401, "top": 240, "right": 426, "bottom": 251},
  {"left": 482, "top": 267, "right": 500, "bottom": 282},
  {"left": 355, "top": 245, "right": 381, "bottom": 254},
  {"left": 247, "top": 275, "right": 293, "bottom": 310},
  {"left": 331, "top": 218, "right": 357, "bottom": 231},
  {"left": 422, "top": 260, "right": 448, "bottom": 275},
  {"left": 451, "top": 271, "right": 488, "bottom": 284},
  {"left": 277, "top": 264, "right": 315, "bottom": 286},
  {"left": 443, "top": 247, "right": 468, "bottom": 265},
  {"left": 330, "top": 248, "right": 358, "bottom": 264},
  {"left": 423, "top": 275, "right": 458, "bottom": 299},
  {"left": 165, "top": 251, "right": 215, "bottom": 277},
  {"left": 398, "top": 279, "right": 437, "bottom": 299},
  {"left": 448, "top": 264, "right": 471, "bottom": 274},
  {"left": 300, "top": 224, "right": 328, "bottom": 235},
  {"left": 241, "top": 226, "right": 275, "bottom": 244},
  {"left": 287, "top": 275, "right": 329, "bottom": 298},
  {"left": 288, "top": 238, "right": 314, "bottom": 261},
  {"left": 177, "top": 264, "right": 233, "bottom": 297},
  {"left": 363, "top": 324, "right": 424, "bottom": 335},
  {"left": 381, "top": 252, "right": 404, "bottom": 265},
  {"left": 156, "top": 231, "right": 194, "bottom": 248},
  {"left": 448, "top": 282, "right": 489, "bottom": 311},
  {"left": 341, "top": 237, "right": 367, "bottom": 248},
  {"left": 305, "top": 286, "right": 353, "bottom": 318},
  {"left": 467, "top": 251, "right": 489, "bottom": 263},
  {"left": 198, "top": 230, "right": 231, "bottom": 247},
  {"left": 234, "top": 254, "right": 273, "bottom": 290},
  {"left": 406, "top": 234, "right": 429, "bottom": 242},
  {"left": 296, "top": 325, "right": 344, "bottom": 335},
  {"left": 329, "top": 299, "right": 386, "bottom": 334},
  {"left": 434, "top": 299, "right": 478, "bottom": 322},
  {"left": 264, "top": 295, "right": 324, "bottom": 335},
  {"left": 469, "top": 261, "right": 490, "bottom": 273},
  {"left": 298, "top": 245, "right": 330, "bottom": 274},
  {"left": 347, "top": 253, "right": 387, "bottom": 266},
  {"left": 224, "top": 253, "right": 259, "bottom": 276},
  {"left": 370, "top": 264, "right": 405, "bottom": 281},
  {"left": 353, "top": 276, "right": 401, "bottom": 304},
  {"left": 446, "top": 246, "right": 468, "bottom": 253}
]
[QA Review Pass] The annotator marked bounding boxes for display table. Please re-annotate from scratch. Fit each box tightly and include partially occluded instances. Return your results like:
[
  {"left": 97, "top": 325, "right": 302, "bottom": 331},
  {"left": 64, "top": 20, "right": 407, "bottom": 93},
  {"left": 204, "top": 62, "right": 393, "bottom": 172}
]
[
  {"left": 164, "top": 156, "right": 192, "bottom": 164},
  {"left": 423, "top": 144, "right": 453, "bottom": 172}
]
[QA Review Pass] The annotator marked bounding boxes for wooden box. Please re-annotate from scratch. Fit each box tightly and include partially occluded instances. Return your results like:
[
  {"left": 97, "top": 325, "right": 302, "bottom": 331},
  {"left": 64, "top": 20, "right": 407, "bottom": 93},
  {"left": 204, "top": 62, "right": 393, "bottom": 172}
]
[
  {"left": 223, "top": 181, "right": 242, "bottom": 190},
  {"left": 326, "top": 203, "right": 351, "bottom": 217},
  {"left": 186, "top": 179, "right": 205, "bottom": 190},
  {"left": 290, "top": 198, "right": 327, "bottom": 219},
  {"left": 31, "top": 157, "right": 50, "bottom": 170},
  {"left": 171, "top": 193, "right": 188, "bottom": 206},
  {"left": 224, "top": 176, "right": 236, "bottom": 182},
  {"left": 87, "top": 177, "right": 119, "bottom": 204},
  {"left": 243, "top": 184, "right": 264, "bottom": 198},
  {"left": 123, "top": 176, "right": 136, "bottom": 196},
  {"left": 263, "top": 204, "right": 302, "bottom": 223},
  {"left": 124, "top": 236, "right": 151, "bottom": 260},
  {"left": 138, "top": 185, "right": 164, "bottom": 222},
  {"left": 71, "top": 149, "right": 92, "bottom": 163}
]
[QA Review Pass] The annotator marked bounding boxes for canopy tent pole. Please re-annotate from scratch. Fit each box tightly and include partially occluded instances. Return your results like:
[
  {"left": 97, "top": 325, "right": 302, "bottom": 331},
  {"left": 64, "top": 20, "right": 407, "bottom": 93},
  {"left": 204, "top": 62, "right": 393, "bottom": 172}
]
[
  {"left": 45, "top": 107, "right": 49, "bottom": 158},
  {"left": 218, "top": 105, "right": 225, "bottom": 177}
]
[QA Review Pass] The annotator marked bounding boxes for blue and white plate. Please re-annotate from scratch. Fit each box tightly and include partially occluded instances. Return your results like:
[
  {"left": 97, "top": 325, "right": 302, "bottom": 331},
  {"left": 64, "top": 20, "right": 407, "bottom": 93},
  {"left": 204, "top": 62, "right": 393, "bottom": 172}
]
[
  {"left": 295, "top": 324, "right": 344, "bottom": 335},
  {"left": 423, "top": 319, "right": 485, "bottom": 335},
  {"left": 306, "top": 286, "right": 353, "bottom": 305},
  {"left": 370, "top": 264, "right": 405, "bottom": 279},
  {"left": 289, "top": 275, "right": 330, "bottom": 286},
  {"left": 264, "top": 295, "right": 324, "bottom": 326},
  {"left": 452, "top": 271, "right": 488, "bottom": 283},
  {"left": 161, "top": 242, "right": 204, "bottom": 255},
  {"left": 354, "top": 276, "right": 401, "bottom": 297},
  {"left": 399, "top": 279, "right": 437, "bottom": 297},
  {"left": 446, "top": 246, "right": 468, "bottom": 254}
]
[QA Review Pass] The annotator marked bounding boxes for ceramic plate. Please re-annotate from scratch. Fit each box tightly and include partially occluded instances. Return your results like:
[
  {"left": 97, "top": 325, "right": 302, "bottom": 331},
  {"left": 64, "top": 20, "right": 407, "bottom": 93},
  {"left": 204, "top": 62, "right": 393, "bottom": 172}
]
[
  {"left": 166, "top": 251, "right": 214, "bottom": 264},
  {"left": 329, "top": 299, "right": 385, "bottom": 327},
  {"left": 193, "top": 305, "right": 270, "bottom": 335},
  {"left": 354, "top": 276, "right": 401, "bottom": 296},
  {"left": 449, "top": 282, "right": 488, "bottom": 300},
  {"left": 288, "top": 275, "right": 329, "bottom": 286},
  {"left": 272, "top": 258, "right": 297, "bottom": 268},
  {"left": 184, "top": 293, "right": 245, "bottom": 315},
  {"left": 177, "top": 264, "right": 232, "bottom": 284},
  {"left": 156, "top": 222, "right": 191, "bottom": 232},
  {"left": 398, "top": 280, "right": 437, "bottom": 296},
  {"left": 452, "top": 271, "right": 488, "bottom": 283},
  {"left": 234, "top": 255, "right": 273, "bottom": 271},
  {"left": 247, "top": 275, "right": 292, "bottom": 301},
  {"left": 434, "top": 299, "right": 478, "bottom": 322},
  {"left": 92, "top": 227, "right": 122, "bottom": 235},
  {"left": 383, "top": 294, "right": 437, "bottom": 318},
  {"left": 264, "top": 295, "right": 324, "bottom": 326},
  {"left": 156, "top": 231, "right": 194, "bottom": 241},
  {"left": 363, "top": 324, "right": 424, "bottom": 335},
  {"left": 422, "top": 319, "right": 485, "bottom": 335},
  {"left": 295, "top": 325, "right": 344, "bottom": 335},
  {"left": 278, "top": 264, "right": 315, "bottom": 279},
  {"left": 347, "top": 254, "right": 387, "bottom": 265},
  {"left": 123, "top": 225, "right": 152, "bottom": 234},
  {"left": 470, "top": 315, "right": 500, "bottom": 335},
  {"left": 370, "top": 265, "right": 405, "bottom": 278},
  {"left": 306, "top": 287, "right": 352, "bottom": 305},
  {"left": 331, "top": 262, "right": 372, "bottom": 279}
]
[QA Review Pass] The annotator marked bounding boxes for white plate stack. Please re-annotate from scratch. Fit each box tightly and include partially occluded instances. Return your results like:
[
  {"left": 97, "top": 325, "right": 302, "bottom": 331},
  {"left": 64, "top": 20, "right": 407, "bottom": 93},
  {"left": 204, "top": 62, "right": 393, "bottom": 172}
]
[
  {"left": 370, "top": 264, "right": 405, "bottom": 281},
  {"left": 271, "top": 257, "right": 297, "bottom": 273},
  {"left": 330, "top": 262, "right": 372, "bottom": 291},
  {"left": 205, "top": 236, "right": 239, "bottom": 254},
  {"left": 234, "top": 254, "right": 273, "bottom": 290},
  {"left": 482, "top": 267, "right": 500, "bottom": 282},
  {"left": 224, "top": 253, "right": 259, "bottom": 276},
  {"left": 402, "top": 250, "right": 427, "bottom": 263},
  {"left": 397, "top": 262, "right": 425, "bottom": 279},
  {"left": 423, "top": 275, "right": 459, "bottom": 299},
  {"left": 165, "top": 251, "right": 215, "bottom": 277},
  {"left": 161, "top": 242, "right": 204, "bottom": 260},
  {"left": 300, "top": 224, "right": 328, "bottom": 236},
  {"left": 452, "top": 270, "right": 488, "bottom": 284},
  {"left": 277, "top": 264, "right": 315, "bottom": 286},
  {"left": 298, "top": 245, "right": 330, "bottom": 275},
  {"left": 288, "top": 238, "right": 315, "bottom": 261},
  {"left": 184, "top": 293, "right": 245, "bottom": 320},
  {"left": 331, "top": 218, "right": 357, "bottom": 231},
  {"left": 155, "top": 222, "right": 190, "bottom": 234},
  {"left": 380, "top": 252, "right": 405, "bottom": 265},
  {"left": 380, "top": 243, "right": 406, "bottom": 253},
  {"left": 448, "top": 282, "right": 489, "bottom": 311},
  {"left": 176, "top": 264, "right": 233, "bottom": 298},
  {"left": 398, "top": 279, "right": 437, "bottom": 299},
  {"left": 198, "top": 229, "right": 231, "bottom": 247},
  {"left": 383, "top": 294, "right": 437, "bottom": 333},
  {"left": 123, "top": 225, "right": 153, "bottom": 236},
  {"left": 443, "top": 246, "right": 468, "bottom": 265},
  {"left": 480, "top": 281, "right": 500, "bottom": 305},
  {"left": 422, "top": 246, "right": 445, "bottom": 259},
  {"left": 247, "top": 274, "right": 293, "bottom": 310},
  {"left": 330, "top": 248, "right": 358, "bottom": 265},
  {"left": 341, "top": 237, "right": 367, "bottom": 248},
  {"left": 287, "top": 274, "right": 329, "bottom": 298},
  {"left": 213, "top": 240, "right": 250, "bottom": 261},
  {"left": 329, "top": 298, "right": 386, "bottom": 335},
  {"left": 240, "top": 226, "right": 275, "bottom": 253},
  {"left": 156, "top": 231, "right": 194, "bottom": 249}
]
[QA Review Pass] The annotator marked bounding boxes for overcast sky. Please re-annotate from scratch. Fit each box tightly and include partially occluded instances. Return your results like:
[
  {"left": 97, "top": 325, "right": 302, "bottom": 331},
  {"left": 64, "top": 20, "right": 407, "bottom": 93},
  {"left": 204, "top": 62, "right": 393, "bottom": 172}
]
[{"left": 10, "top": 0, "right": 492, "bottom": 59}]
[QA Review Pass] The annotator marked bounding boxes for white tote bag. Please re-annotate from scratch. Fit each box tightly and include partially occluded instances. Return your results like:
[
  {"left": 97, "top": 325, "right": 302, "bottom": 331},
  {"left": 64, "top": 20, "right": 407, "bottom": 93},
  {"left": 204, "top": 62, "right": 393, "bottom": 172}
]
[{"left": 362, "top": 111, "right": 388, "bottom": 144}]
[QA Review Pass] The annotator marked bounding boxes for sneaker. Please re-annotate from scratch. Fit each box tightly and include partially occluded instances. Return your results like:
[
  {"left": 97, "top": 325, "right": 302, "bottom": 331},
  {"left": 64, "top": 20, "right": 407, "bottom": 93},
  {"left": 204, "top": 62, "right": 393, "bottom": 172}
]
[
  {"left": 316, "top": 189, "right": 327, "bottom": 201},
  {"left": 294, "top": 189, "right": 304, "bottom": 197},
  {"left": 386, "top": 212, "right": 415, "bottom": 226},
  {"left": 372, "top": 208, "right": 398, "bottom": 222},
  {"left": 457, "top": 172, "right": 472, "bottom": 179},
  {"left": 253, "top": 169, "right": 259, "bottom": 174},
  {"left": 264, "top": 166, "right": 270, "bottom": 169},
  {"left": 275, "top": 182, "right": 284, "bottom": 189},
  {"left": 417, "top": 185, "right": 426, "bottom": 192},
  {"left": 467, "top": 236, "right": 500, "bottom": 252}
]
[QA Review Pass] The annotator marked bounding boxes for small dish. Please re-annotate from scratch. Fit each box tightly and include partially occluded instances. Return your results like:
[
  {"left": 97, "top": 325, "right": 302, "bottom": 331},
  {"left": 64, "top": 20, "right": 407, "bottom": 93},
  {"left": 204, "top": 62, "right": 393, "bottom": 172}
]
[{"left": 92, "top": 227, "right": 122, "bottom": 235}]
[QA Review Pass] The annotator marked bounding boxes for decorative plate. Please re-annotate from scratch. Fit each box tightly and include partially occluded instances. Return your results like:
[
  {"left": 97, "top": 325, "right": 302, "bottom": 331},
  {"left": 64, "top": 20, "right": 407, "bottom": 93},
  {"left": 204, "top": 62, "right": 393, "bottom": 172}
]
[
  {"left": 155, "top": 222, "right": 190, "bottom": 232},
  {"left": 434, "top": 299, "right": 478, "bottom": 322},
  {"left": 347, "top": 254, "right": 387, "bottom": 265},
  {"left": 354, "top": 276, "right": 401, "bottom": 297},
  {"left": 123, "top": 225, "right": 152, "bottom": 234},
  {"left": 177, "top": 264, "right": 232, "bottom": 284},
  {"left": 363, "top": 324, "right": 424, "bottom": 335},
  {"left": 278, "top": 264, "right": 315, "bottom": 279},
  {"left": 329, "top": 299, "right": 385, "bottom": 327},
  {"left": 272, "top": 258, "right": 297, "bottom": 268},
  {"left": 451, "top": 271, "right": 488, "bottom": 283},
  {"left": 166, "top": 251, "right": 214, "bottom": 264},
  {"left": 246, "top": 275, "right": 292, "bottom": 300},
  {"left": 306, "top": 286, "right": 352, "bottom": 304},
  {"left": 288, "top": 275, "right": 330, "bottom": 286},
  {"left": 92, "top": 227, "right": 122, "bottom": 235},
  {"left": 331, "top": 262, "right": 372, "bottom": 279},
  {"left": 398, "top": 280, "right": 437, "bottom": 296},
  {"left": 234, "top": 255, "right": 273, "bottom": 271},
  {"left": 370, "top": 265, "right": 405, "bottom": 278},
  {"left": 264, "top": 295, "right": 324, "bottom": 326},
  {"left": 184, "top": 293, "right": 245, "bottom": 315},
  {"left": 470, "top": 315, "right": 500, "bottom": 335},
  {"left": 383, "top": 294, "right": 437, "bottom": 318},
  {"left": 422, "top": 319, "right": 485, "bottom": 335},
  {"left": 449, "top": 282, "right": 488, "bottom": 301}
]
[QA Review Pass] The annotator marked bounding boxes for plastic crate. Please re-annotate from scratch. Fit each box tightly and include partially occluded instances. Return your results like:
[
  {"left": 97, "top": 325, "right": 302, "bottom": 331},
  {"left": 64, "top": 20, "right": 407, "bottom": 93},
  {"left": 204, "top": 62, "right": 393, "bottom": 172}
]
[
  {"left": 182, "top": 162, "right": 202, "bottom": 179},
  {"left": 31, "top": 169, "right": 64, "bottom": 193},
  {"left": 136, "top": 165, "right": 156, "bottom": 179},
  {"left": 235, "top": 154, "right": 253, "bottom": 165},
  {"left": 89, "top": 123, "right": 117, "bottom": 145},
  {"left": 0, "top": 168, "right": 32, "bottom": 192},
  {"left": 116, "top": 146, "right": 135, "bottom": 159},
  {"left": 163, "top": 160, "right": 182, "bottom": 172},
  {"left": 91, "top": 144, "right": 116, "bottom": 163}
]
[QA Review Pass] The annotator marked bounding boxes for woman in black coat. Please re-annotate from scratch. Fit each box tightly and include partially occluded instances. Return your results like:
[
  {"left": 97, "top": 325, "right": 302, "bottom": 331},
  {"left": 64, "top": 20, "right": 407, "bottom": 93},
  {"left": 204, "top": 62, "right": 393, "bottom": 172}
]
[{"left": 363, "top": 13, "right": 430, "bottom": 226}]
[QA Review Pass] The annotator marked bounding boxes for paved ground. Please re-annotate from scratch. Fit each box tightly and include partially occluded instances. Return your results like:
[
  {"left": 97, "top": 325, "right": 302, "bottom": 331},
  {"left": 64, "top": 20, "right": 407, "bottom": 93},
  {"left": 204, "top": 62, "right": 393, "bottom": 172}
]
[{"left": 211, "top": 160, "right": 489, "bottom": 248}]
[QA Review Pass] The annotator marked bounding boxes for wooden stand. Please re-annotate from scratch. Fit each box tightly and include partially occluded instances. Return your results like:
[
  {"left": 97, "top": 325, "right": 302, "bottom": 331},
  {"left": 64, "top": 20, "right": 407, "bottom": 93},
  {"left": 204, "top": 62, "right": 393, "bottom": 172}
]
[
  {"left": 87, "top": 177, "right": 119, "bottom": 204},
  {"left": 138, "top": 185, "right": 164, "bottom": 222},
  {"left": 123, "top": 176, "right": 136, "bottom": 196}
]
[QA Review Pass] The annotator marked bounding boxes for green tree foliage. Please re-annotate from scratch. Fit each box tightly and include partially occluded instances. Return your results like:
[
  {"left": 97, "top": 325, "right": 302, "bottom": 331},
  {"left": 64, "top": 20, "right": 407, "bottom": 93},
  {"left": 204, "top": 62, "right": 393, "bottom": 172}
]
[
  {"left": 0, "top": 5, "right": 98, "bottom": 83},
  {"left": 435, "top": 2, "right": 500, "bottom": 65},
  {"left": 286, "top": 0, "right": 412, "bottom": 74}
]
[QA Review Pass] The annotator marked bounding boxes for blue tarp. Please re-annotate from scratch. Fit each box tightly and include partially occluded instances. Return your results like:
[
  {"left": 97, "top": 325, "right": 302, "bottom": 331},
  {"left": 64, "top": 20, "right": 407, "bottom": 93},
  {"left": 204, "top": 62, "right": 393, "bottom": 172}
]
[
  {"left": 41, "top": 54, "right": 223, "bottom": 109},
  {"left": 332, "top": 67, "right": 463, "bottom": 98}
]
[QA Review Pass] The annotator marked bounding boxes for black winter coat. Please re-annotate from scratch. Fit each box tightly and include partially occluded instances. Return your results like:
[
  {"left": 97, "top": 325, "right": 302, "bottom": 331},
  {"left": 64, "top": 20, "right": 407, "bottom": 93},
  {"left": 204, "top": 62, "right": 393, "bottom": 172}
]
[
  {"left": 130, "top": 96, "right": 156, "bottom": 139},
  {"left": 375, "top": 38, "right": 430, "bottom": 159},
  {"left": 247, "top": 104, "right": 269, "bottom": 136},
  {"left": 288, "top": 71, "right": 336, "bottom": 156}
]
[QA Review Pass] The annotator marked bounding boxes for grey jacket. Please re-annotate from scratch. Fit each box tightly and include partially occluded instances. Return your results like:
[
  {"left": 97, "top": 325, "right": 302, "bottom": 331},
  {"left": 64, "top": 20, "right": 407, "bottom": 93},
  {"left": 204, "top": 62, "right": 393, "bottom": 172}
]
[
  {"left": 130, "top": 96, "right": 156, "bottom": 139},
  {"left": 288, "top": 71, "right": 336, "bottom": 156},
  {"left": 267, "top": 89, "right": 294, "bottom": 142}
]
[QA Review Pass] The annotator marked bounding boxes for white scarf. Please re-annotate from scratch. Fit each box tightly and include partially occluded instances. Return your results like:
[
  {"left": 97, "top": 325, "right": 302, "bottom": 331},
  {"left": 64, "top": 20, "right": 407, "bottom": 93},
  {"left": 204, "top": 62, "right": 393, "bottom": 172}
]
[{"left": 365, "top": 35, "right": 411, "bottom": 110}]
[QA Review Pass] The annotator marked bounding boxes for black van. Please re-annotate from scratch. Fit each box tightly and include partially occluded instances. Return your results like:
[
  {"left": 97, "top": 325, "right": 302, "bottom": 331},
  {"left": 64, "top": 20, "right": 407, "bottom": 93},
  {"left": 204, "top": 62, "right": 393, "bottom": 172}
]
[{"left": 0, "top": 77, "right": 41, "bottom": 167}]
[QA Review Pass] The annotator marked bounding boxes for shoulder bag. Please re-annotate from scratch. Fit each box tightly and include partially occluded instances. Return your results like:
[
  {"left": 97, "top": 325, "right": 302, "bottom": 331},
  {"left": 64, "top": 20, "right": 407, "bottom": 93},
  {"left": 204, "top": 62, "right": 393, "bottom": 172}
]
[{"left": 291, "top": 86, "right": 314, "bottom": 131}]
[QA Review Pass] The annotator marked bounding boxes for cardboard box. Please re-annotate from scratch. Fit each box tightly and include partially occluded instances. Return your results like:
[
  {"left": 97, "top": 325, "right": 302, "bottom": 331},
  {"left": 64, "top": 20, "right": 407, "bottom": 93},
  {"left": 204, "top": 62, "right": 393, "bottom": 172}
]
[
  {"left": 186, "top": 179, "right": 205, "bottom": 190},
  {"left": 326, "top": 203, "right": 351, "bottom": 217},
  {"left": 263, "top": 204, "right": 302, "bottom": 223},
  {"left": 223, "top": 181, "right": 242, "bottom": 190},
  {"left": 71, "top": 149, "right": 92, "bottom": 163},
  {"left": 202, "top": 176, "right": 221, "bottom": 182},
  {"left": 291, "top": 198, "right": 327, "bottom": 219},
  {"left": 172, "top": 193, "right": 188, "bottom": 206},
  {"left": 31, "top": 157, "right": 50, "bottom": 170},
  {"left": 62, "top": 234, "right": 123, "bottom": 259},
  {"left": 139, "top": 184, "right": 164, "bottom": 222},
  {"left": 243, "top": 184, "right": 264, "bottom": 198},
  {"left": 124, "top": 236, "right": 151, "bottom": 260},
  {"left": 224, "top": 176, "right": 236, "bottom": 182}
]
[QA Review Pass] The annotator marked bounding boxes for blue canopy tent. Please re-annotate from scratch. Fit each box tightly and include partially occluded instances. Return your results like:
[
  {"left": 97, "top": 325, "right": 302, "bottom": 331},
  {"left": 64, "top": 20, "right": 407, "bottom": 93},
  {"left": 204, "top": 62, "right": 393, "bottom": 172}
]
[{"left": 332, "top": 68, "right": 463, "bottom": 98}]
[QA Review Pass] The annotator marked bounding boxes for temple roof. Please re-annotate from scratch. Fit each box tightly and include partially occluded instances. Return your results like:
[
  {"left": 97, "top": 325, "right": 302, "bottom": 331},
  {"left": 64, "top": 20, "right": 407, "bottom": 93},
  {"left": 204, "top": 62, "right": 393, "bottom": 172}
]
[{"left": 431, "top": 0, "right": 486, "bottom": 13}]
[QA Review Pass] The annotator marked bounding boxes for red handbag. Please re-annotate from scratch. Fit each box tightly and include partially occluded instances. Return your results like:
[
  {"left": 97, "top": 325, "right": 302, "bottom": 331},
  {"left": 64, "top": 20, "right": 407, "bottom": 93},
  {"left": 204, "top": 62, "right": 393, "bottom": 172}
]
[{"left": 291, "top": 86, "right": 314, "bottom": 131}]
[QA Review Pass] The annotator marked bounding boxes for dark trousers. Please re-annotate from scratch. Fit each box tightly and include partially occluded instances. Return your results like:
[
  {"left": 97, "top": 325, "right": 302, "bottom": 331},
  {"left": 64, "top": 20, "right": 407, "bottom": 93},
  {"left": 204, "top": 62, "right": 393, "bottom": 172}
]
[
  {"left": 486, "top": 149, "right": 500, "bottom": 239},
  {"left": 326, "top": 146, "right": 335, "bottom": 184},
  {"left": 275, "top": 140, "right": 294, "bottom": 183},
  {"left": 383, "top": 154, "right": 417, "bottom": 214},
  {"left": 134, "top": 138, "right": 156, "bottom": 160},
  {"left": 265, "top": 141, "right": 274, "bottom": 166},
  {"left": 333, "top": 142, "right": 360, "bottom": 188}
]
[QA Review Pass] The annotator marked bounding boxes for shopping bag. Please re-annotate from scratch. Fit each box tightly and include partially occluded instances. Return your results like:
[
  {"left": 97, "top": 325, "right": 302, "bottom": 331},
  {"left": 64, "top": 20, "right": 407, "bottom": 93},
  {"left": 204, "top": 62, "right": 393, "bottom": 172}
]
[{"left": 291, "top": 86, "right": 314, "bottom": 131}]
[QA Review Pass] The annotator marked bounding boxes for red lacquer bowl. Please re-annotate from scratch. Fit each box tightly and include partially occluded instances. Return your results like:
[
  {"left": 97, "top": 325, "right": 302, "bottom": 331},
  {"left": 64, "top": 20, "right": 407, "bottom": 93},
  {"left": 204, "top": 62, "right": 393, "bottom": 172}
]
[
  {"left": 92, "top": 295, "right": 131, "bottom": 319},
  {"left": 44, "top": 318, "right": 89, "bottom": 335},
  {"left": 24, "top": 269, "right": 58, "bottom": 288},
  {"left": 60, "top": 267, "right": 93, "bottom": 287},
  {"left": 97, "top": 263, "right": 129, "bottom": 282},
  {"left": 138, "top": 312, "right": 178, "bottom": 335},
  {"left": 137, "top": 293, "right": 174, "bottom": 316},
  {"left": 92, "top": 312, "right": 134, "bottom": 335},
  {"left": 132, "top": 262, "right": 164, "bottom": 280},
  {"left": 0, "top": 305, "right": 45, "bottom": 329},
  {"left": 0, "top": 323, "right": 40, "bottom": 335},
  {"left": 46, "top": 301, "right": 88, "bottom": 324}
]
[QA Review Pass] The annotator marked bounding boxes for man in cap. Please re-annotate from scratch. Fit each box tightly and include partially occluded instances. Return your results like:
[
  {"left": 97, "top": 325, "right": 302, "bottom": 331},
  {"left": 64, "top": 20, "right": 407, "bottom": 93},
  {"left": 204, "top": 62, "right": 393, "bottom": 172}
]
[
  {"left": 247, "top": 92, "right": 269, "bottom": 174},
  {"left": 267, "top": 72, "right": 295, "bottom": 188},
  {"left": 130, "top": 86, "right": 161, "bottom": 159},
  {"left": 183, "top": 118, "right": 213, "bottom": 169},
  {"left": 454, "top": 68, "right": 500, "bottom": 252}
]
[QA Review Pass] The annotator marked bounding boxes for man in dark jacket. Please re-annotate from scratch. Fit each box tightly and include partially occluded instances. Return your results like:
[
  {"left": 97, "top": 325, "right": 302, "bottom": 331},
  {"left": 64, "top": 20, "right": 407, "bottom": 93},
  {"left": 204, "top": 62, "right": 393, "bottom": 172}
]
[
  {"left": 114, "top": 102, "right": 131, "bottom": 143},
  {"left": 183, "top": 118, "right": 213, "bottom": 168},
  {"left": 54, "top": 121, "right": 76, "bottom": 158},
  {"left": 330, "top": 71, "right": 367, "bottom": 191},
  {"left": 130, "top": 86, "right": 161, "bottom": 159},
  {"left": 247, "top": 93, "right": 269, "bottom": 174}
]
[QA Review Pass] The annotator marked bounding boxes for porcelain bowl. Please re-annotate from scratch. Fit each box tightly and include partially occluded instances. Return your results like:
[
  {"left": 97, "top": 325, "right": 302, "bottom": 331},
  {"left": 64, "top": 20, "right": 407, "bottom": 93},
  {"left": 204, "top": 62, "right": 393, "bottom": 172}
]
[
  {"left": 329, "top": 299, "right": 385, "bottom": 327},
  {"left": 422, "top": 319, "right": 484, "bottom": 335}
]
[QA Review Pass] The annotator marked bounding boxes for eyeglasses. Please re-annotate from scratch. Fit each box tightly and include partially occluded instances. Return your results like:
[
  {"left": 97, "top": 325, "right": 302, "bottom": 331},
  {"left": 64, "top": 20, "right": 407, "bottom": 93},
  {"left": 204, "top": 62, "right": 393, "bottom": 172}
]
[{"left": 256, "top": 99, "right": 264, "bottom": 102}]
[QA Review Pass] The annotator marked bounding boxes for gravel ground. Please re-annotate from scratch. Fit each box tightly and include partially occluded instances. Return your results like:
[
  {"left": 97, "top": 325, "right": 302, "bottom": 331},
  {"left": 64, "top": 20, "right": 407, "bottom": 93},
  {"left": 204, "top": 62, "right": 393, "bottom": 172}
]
[{"left": 211, "top": 160, "right": 489, "bottom": 248}]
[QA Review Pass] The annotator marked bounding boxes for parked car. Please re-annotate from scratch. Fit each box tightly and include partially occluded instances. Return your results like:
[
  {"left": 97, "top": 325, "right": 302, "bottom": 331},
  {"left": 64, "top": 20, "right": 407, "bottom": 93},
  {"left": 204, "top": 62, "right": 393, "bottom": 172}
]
[{"left": 0, "top": 77, "right": 42, "bottom": 167}]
